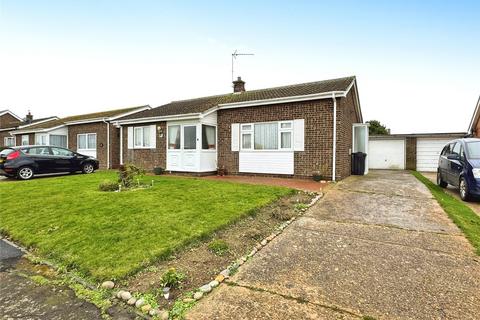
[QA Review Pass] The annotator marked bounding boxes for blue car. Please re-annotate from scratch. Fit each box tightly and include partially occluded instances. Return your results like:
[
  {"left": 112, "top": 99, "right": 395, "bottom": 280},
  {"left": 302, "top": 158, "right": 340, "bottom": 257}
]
[{"left": 437, "top": 138, "right": 480, "bottom": 201}]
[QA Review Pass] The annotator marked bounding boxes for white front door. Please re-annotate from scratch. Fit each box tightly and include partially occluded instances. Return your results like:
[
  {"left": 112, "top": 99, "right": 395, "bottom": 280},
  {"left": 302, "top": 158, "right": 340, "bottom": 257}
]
[{"left": 166, "top": 124, "right": 199, "bottom": 172}]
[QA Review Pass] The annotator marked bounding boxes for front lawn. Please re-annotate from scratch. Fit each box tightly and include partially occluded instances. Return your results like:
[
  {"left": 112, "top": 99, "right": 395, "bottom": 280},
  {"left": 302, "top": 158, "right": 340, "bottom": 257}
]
[
  {"left": 0, "top": 172, "right": 291, "bottom": 280},
  {"left": 412, "top": 171, "right": 480, "bottom": 255}
]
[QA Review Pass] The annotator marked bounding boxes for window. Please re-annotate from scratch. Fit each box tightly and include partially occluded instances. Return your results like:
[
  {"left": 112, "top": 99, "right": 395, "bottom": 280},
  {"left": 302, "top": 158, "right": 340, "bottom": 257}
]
[
  {"left": 21, "top": 135, "right": 29, "bottom": 146},
  {"left": 50, "top": 135, "right": 67, "bottom": 148},
  {"left": 467, "top": 141, "right": 480, "bottom": 159},
  {"left": 36, "top": 134, "right": 48, "bottom": 145},
  {"left": 452, "top": 142, "right": 461, "bottom": 156},
  {"left": 51, "top": 147, "right": 74, "bottom": 156},
  {"left": 202, "top": 125, "right": 216, "bottom": 150},
  {"left": 441, "top": 144, "right": 451, "bottom": 156},
  {"left": 78, "top": 133, "right": 96, "bottom": 150},
  {"left": 23, "top": 147, "right": 51, "bottom": 155},
  {"left": 132, "top": 126, "right": 153, "bottom": 148},
  {"left": 240, "top": 121, "right": 293, "bottom": 151},
  {"left": 168, "top": 125, "right": 181, "bottom": 149},
  {"left": 4, "top": 137, "right": 15, "bottom": 147},
  {"left": 183, "top": 126, "right": 196, "bottom": 150}
]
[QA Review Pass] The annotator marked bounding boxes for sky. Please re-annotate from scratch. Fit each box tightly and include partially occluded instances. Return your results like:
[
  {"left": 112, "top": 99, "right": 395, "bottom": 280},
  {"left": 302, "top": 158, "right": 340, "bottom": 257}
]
[{"left": 0, "top": 0, "right": 479, "bottom": 133}]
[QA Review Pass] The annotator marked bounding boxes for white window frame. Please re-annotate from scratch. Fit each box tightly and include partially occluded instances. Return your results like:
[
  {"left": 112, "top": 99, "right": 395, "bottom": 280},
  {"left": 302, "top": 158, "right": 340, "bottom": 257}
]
[
  {"left": 4, "top": 136, "right": 15, "bottom": 147},
  {"left": 240, "top": 120, "right": 293, "bottom": 151},
  {"left": 36, "top": 134, "right": 48, "bottom": 146},
  {"left": 77, "top": 133, "right": 97, "bottom": 150},
  {"left": 132, "top": 126, "right": 152, "bottom": 149},
  {"left": 21, "top": 135, "right": 29, "bottom": 146}
]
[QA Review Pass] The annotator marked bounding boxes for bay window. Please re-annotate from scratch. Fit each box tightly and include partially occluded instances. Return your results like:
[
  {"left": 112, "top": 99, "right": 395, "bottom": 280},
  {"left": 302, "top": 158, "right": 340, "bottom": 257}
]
[{"left": 240, "top": 121, "right": 293, "bottom": 151}]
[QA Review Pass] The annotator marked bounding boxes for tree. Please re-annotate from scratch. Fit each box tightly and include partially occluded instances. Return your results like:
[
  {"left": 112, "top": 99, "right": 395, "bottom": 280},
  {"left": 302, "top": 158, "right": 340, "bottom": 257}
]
[{"left": 366, "top": 120, "right": 390, "bottom": 135}]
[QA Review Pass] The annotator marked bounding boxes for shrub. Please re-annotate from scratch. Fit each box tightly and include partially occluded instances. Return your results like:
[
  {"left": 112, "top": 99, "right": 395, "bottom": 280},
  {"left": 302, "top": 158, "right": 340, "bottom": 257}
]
[
  {"left": 153, "top": 167, "right": 165, "bottom": 175},
  {"left": 270, "top": 207, "right": 295, "bottom": 221},
  {"left": 208, "top": 239, "right": 229, "bottom": 256},
  {"left": 98, "top": 180, "right": 119, "bottom": 192},
  {"left": 118, "top": 163, "right": 145, "bottom": 188},
  {"left": 160, "top": 268, "right": 185, "bottom": 288}
]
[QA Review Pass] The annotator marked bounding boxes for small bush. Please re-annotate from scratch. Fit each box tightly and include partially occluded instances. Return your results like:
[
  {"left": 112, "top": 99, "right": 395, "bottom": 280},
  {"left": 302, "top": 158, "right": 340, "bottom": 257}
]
[
  {"left": 160, "top": 268, "right": 185, "bottom": 288},
  {"left": 98, "top": 180, "right": 119, "bottom": 192},
  {"left": 118, "top": 163, "right": 145, "bottom": 188},
  {"left": 208, "top": 239, "right": 230, "bottom": 256},
  {"left": 270, "top": 207, "right": 295, "bottom": 221},
  {"left": 294, "top": 203, "right": 309, "bottom": 212}
]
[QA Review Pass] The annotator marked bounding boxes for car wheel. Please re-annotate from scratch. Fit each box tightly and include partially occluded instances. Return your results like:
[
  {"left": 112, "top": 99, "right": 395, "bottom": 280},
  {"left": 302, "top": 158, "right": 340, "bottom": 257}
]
[
  {"left": 437, "top": 171, "right": 447, "bottom": 188},
  {"left": 459, "top": 177, "right": 471, "bottom": 201},
  {"left": 82, "top": 163, "right": 95, "bottom": 174},
  {"left": 17, "top": 166, "right": 34, "bottom": 180}
]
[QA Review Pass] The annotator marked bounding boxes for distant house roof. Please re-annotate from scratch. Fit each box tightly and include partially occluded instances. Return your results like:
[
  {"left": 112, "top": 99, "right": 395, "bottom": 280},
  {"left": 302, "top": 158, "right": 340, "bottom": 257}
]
[
  {"left": 118, "top": 76, "right": 359, "bottom": 122},
  {"left": 12, "top": 105, "right": 150, "bottom": 133},
  {"left": 468, "top": 96, "right": 480, "bottom": 134},
  {"left": 0, "top": 109, "right": 23, "bottom": 122}
]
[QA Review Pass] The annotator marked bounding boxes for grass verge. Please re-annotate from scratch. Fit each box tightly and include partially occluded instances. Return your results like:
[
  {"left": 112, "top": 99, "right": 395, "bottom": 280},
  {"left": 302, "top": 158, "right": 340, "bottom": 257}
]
[{"left": 412, "top": 171, "right": 480, "bottom": 255}]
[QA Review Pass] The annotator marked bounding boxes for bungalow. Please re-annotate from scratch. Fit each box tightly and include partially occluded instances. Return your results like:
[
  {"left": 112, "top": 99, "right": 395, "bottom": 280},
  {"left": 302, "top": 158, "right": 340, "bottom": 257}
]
[
  {"left": 0, "top": 110, "right": 58, "bottom": 148},
  {"left": 10, "top": 106, "right": 150, "bottom": 169},
  {"left": 114, "top": 76, "right": 366, "bottom": 180}
]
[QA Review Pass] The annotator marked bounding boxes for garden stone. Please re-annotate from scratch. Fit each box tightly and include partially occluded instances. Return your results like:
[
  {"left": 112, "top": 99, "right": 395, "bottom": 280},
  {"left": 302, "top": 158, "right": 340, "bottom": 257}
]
[
  {"left": 101, "top": 281, "right": 115, "bottom": 289},
  {"left": 149, "top": 309, "right": 158, "bottom": 316},
  {"left": 116, "top": 290, "right": 125, "bottom": 299},
  {"left": 135, "top": 298, "right": 145, "bottom": 308},
  {"left": 238, "top": 259, "right": 244, "bottom": 266},
  {"left": 160, "top": 310, "right": 169, "bottom": 320},
  {"left": 120, "top": 291, "right": 132, "bottom": 301},
  {"left": 183, "top": 298, "right": 195, "bottom": 303},
  {"left": 199, "top": 284, "right": 212, "bottom": 293},
  {"left": 261, "top": 239, "right": 268, "bottom": 246},
  {"left": 209, "top": 280, "right": 219, "bottom": 288},
  {"left": 141, "top": 304, "right": 152, "bottom": 313},
  {"left": 193, "top": 291, "right": 204, "bottom": 300},
  {"left": 220, "top": 269, "right": 230, "bottom": 278},
  {"left": 127, "top": 297, "right": 137, "bottom": 305},
  {"left": 215, "top": 274, "right": 225, "bottom": 283}
]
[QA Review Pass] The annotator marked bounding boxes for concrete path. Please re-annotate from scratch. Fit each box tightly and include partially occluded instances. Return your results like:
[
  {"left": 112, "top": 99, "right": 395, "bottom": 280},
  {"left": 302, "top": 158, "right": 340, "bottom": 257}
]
[
  {"left": 187, "top": 170, "right": 480, "bottom": 319},
  {"left": 423, "top": 171, "right": 480, "bottom": 216}
]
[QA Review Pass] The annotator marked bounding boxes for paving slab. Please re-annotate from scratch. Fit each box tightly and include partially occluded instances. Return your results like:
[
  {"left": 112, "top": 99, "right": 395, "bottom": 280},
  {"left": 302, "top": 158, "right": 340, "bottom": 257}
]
[
  {"left": 186, "top": 285, "right": 358, "bottom": 320},
  {"left": 187, "top": 170, "right": 480, "bottom": 319}
]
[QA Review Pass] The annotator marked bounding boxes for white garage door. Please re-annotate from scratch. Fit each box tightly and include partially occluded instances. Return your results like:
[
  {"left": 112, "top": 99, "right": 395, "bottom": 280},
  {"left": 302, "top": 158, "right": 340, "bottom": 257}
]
[
  {"left": 368, "top": 139, "right": 405, "bottom": 169},
  {"left": 416, "top": 138, "right": 451, "bottom": 172}
]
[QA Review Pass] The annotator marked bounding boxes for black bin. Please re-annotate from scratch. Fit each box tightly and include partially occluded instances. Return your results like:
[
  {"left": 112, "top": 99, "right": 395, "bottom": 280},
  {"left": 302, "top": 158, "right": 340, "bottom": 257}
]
[{"left": 352, "top": 152, "right": 366, "bottom": 175}]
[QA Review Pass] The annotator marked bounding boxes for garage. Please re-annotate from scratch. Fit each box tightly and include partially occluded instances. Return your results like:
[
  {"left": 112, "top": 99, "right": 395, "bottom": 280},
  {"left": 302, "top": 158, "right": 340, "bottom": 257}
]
[
  {"left": 416, "top": 138, "right": 453, "bottom": 172},
  {"left": 368, "top": 138, "right": 405, "bottom": 169}
]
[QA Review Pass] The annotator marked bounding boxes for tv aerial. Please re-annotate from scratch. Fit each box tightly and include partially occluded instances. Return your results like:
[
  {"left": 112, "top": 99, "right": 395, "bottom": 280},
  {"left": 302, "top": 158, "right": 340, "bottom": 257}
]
[{"left": 231, "top": 49, "right": 254, "bottom": 81}]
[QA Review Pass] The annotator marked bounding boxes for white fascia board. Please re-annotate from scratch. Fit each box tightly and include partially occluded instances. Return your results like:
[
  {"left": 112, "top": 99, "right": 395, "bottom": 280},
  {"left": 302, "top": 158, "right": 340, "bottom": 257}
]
[
  {"left": 350, "top": 80, "right": 363, "bottom": 123},
  {"left": 64, "top": 118, "right": 106, "bottom": 125},
  {"left": 18, "top": 117, "right": 59, "bottom": 129},
  {"left": 468, "top": 96, "right": 480, "bottom": 133},
  {"left": 0, "top": 127, "right": 17, "bottom": 132},
  {"left": 114, "top": 113, "right": 202, "bottom": 126},
  {"left": 11, "top": 124, "right": 67, "bottom": 135},
  {"left": 217, "top": 91, "right": 346, "bottom": 110},
  {"left": 0, "top": 110, "right": 23, "bottom": 121},
  {"left": 107, "top": 106, "right": 152, "bottom": 121}
]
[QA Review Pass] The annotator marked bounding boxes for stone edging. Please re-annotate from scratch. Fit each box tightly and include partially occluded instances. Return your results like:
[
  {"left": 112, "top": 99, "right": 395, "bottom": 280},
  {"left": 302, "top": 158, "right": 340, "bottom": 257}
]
[{"left": 110, "top": 191, "right": 324, "bottom": 318}]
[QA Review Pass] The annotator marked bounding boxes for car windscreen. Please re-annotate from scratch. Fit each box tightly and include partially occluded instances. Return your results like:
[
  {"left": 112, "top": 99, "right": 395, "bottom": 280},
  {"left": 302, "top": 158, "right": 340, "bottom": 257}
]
[
  {"left": 0, "top": 148, "right": 14, "bottom": 157},
  {"left": 466, "top": 141, "right": 480, "bottom": 158}
]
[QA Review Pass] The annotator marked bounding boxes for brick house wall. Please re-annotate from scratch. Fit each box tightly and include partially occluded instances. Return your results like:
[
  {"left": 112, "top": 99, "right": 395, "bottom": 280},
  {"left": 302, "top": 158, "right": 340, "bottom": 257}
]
[
  {"left": 121, "top": 122, "right": 167, "bottom": 170},
  {"left": 0, "top": 113, "right": 21, "bottom": 129},
  {"left": 68, "top": 122, "right": 110, "bottom": 169}
]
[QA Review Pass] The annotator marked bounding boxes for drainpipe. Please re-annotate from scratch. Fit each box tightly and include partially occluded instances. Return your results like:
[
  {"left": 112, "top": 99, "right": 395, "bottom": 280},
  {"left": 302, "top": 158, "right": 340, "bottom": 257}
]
[
  {"left": 119, "top": 125, "right": 123, "bottom": 165},
  {"left": 332, "top": 93, "right": 337, "bottom": 182},
  {"left": 103, "top": 119, "right": 110, "bottom": 169}
]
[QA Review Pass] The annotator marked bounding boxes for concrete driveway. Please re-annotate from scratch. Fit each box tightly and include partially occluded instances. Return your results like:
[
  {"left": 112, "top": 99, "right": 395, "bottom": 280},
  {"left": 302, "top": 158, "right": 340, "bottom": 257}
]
[{"left": 187, "top": 170, "right": 480, "bottom": 319}]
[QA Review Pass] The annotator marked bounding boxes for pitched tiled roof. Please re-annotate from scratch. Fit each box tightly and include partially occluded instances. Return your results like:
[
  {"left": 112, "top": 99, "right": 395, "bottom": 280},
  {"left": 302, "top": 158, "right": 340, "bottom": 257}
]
[
  {"left": 121, "top": 76, "right": 355, "bottom": 120},
  {"left": 20, "top": 106, "right": 148, "bottom": 131}
]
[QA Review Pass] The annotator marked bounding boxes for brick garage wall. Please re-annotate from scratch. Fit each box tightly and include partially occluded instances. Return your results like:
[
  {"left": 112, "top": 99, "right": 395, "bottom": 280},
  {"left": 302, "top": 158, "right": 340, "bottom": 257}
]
[
  {"left": 68, "top": 122, "right": 109, "bottom": 169},
  {"left": 218, "top": 100, "right": 339, "bottom": 179},
  {"left": 405, "top": 137, "right": 417, "bottom": 170},
  {"left": 121, "top": 122, "right": 166, "bottom": 171}
]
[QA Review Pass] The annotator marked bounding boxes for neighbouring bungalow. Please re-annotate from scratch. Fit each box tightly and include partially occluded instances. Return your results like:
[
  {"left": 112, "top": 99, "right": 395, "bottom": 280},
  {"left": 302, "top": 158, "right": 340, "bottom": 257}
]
[
  {"left": 114, "top": 76, "right": 366, "bottom": 180},
  {"left": 468, "top": 96, "right": 480, "bottom": 137},
  {"left": 10, "top": 106, "right": 150, "bottom": 169},
  {"left": 0, "top": 110, "right": 58, "bottom": 148}
]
